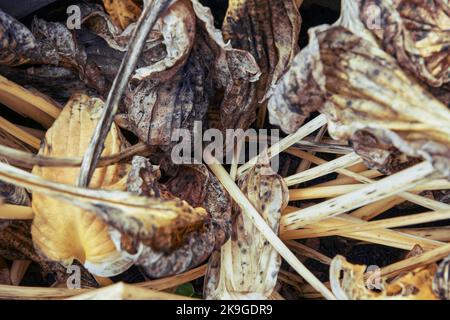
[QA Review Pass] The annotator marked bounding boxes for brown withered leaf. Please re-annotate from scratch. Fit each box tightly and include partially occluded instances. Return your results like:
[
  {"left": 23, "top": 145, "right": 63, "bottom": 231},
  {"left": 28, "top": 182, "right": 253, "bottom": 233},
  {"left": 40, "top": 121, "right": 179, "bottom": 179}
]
[
  {"left": 103, "top": 0, "right": 143, "bottom": 30},
  {"left": 222, "top": 0, "right": 302, "bottom": 126},
  {"left": 330, "top": 255, "right": 438, "bottom": 300},
  {"left": 0, "top": 9, "right": 43, "bottom": 66},
  {"left": 204, "top": 161, "right": 288, "bottom": 299},
  {"left": 268, "top": 20, "right": 450, "bottom": 177},
  {"left": 0, "top": 65, "right": 96, "bottom": 104},
  {"left": 126, "top": 157, "right": 231, "bottom": 278},
  {"left": 87, "top": 0, "right": 259, "bottom": 146},
  {"left": 358, "top": 0, "right": 450, "bottom": 87},
  {"left": 31, "top": 17, "right": 114, "bottom": 96}
]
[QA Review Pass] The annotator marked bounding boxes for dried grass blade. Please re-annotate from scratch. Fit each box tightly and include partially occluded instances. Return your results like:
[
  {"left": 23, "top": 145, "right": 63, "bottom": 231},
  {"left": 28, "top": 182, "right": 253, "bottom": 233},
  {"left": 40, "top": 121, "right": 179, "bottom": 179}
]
[
  {"left": 0, "top": 117, "right": 41, "bottom": 149},
  {"left": 0, "top": 203, "right": 34, "bottom": 220},
  {"left": 238, "top": 114, "right": 327, "bottom": 175},
  {"left": 285, "top": 152, "right": 362, "bottom": 186}
]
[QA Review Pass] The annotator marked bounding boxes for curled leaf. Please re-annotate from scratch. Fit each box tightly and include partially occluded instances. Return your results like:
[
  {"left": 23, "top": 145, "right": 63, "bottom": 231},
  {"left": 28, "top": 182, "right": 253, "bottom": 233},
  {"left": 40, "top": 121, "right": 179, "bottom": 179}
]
[
  {"left": 222, "top": 0, "right": 301, "bottom": 111},
  {"left": 120, "top": 0, "right": 260, "bottom": 146},
  {"left": 204, "top": 161, "right": 288, "bottom": 299},
  {"left": 126, "top": 157, "right": 231, "bottom": 278},
  {"left": 268, "top": 1, "right": 450, "bottom": 177},
  {"left": 330, "top": 255, "right": 438, "bottom": 300},
  {"left": 358, "top": 0, "right": 450, "bottom": 87},
  {"left": 0, "top": 9, "right": 41, "bottom": 66}
]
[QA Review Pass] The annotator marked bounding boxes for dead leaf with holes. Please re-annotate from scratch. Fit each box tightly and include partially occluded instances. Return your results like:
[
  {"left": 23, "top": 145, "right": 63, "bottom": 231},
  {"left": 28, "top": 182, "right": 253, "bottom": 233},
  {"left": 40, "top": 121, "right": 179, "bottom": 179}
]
[
  {"left": 330, "top": 255, "right": 438, "bottom": 300},
  {"left": 204, "top": 161, "right": 288, "bottom": 299}
]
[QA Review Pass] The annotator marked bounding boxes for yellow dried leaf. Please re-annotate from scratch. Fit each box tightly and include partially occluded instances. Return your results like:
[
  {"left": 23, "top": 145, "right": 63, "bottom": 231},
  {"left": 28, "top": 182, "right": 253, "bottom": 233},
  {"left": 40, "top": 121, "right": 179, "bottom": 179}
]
[
  {"left": 103, "top": 0, "right": 142, "bottom": 30},
  {"left": 26, "top": 94, "right": 208, "bottom": 277},
  {"left": 31, "top": 94, "right": 132, "bottom": 276}
]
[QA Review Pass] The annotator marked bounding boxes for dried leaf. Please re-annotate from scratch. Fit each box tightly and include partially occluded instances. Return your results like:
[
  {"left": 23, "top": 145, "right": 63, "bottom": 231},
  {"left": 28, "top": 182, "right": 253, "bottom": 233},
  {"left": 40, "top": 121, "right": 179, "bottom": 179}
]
[
  {"left": 103, "top": 0, "right": 143, "bottom": 30},
  {"left": 268, "top": 1, "right": 450, "bottom": 177},
  {"left": 120, "top": 0, "right": 260, "bottom": 146},
  {"left": 204, "top": 161, "right": 288, "bottom": 299},
  {"left": 358, "top": 0, "right": 450, "bottom": 87},
  {"left": 194, "top": 0, "right": 261, "bottom": 132},
  {"left": 0, "top": 257, "right": 10, "bottom": 285},
  {"left": 0, "top": 9, "right": 42, "bottom": 66},
  {"left": 28, "top": 94, "right": 208, "bottom": 277},
  {"left": 33, "top": 17, "right": 122, "bottom": 96},
  {"left": 126, "top": 157, "right": 231, "bottom": 278},
  {"left": 330, "top": 255, "right": 438, "bottom": 300}
]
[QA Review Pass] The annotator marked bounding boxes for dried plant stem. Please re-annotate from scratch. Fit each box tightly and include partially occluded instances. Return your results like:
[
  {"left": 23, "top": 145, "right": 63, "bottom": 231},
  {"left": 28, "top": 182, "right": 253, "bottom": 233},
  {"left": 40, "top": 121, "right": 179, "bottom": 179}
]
[
  {"left": 0, "top": 117, "right": 41, "bottom": 149},
  {"left": 0, "top": 143, "right": 150, "bottom": 169},
  {"left": 0, "top": 204, "right": 34, "bottom": 220},
  {"left": 280, "top": 211, "right": 443, "bottom": 251},
  {"left": 0, "top": 75, "right": 60, "bottom": 128},
  {"left": 238, "top": 114, "right": 328, "bottom": 175},
  {"left": 256, "top": 103, "right": 267, "bottom": 129},
  {"left": 316, "top": 169, "right": 381, "bottom": 187},
  {"left": 282, "top": 210, "right": 450, "bottom": 239},
  {"left": 288, "top": 143, "right": 352, "bottom": 155},
  {"left": 294, "top": 125, "right": 328, "bottom": 177},
  {"left": 286, "top": 150, "right": 449, "bottom": 211},
  {"left": 282, "top": 161, "right": 435, "bottom": 229},
  {"left": 288, "top": 180, "right": 448, "bottom": 200},
  {"left": 78, "top": 0, "right": 174, "bottom": 187},
  {"left": 137, "top": 264, "right": 206, "bottom": 290},
  {"left": 67, "top": 282, "right": 192, "bottom": 300},
  {"left": 10, "top": 260, "right": 31, "bottom": 286},
  {"left": 285, "top": 152, "right": 362, "bottom": 186},
  {"left": 0, "top": 284, "right": 88, "bottom": 300},
  {"left": 0, "top": 265, "right": 206, "bottom": 299},
  {"left": 285, "top": 240, "right": 332, "bottom": 265},
  {"left": 380, "top": 243, "right": 450, "bottom": 278},
  {"left": 398, "top": 227, "right": 450, "bottom": 242},
  {"left": 204, "top": 152, "right": 336, "bottom": 300},
  {"left": 350, "top": 196, "right": 406, "bottom": 220},
  {"left": 229, "top": 136, "right": 244, "bottom": 181}
]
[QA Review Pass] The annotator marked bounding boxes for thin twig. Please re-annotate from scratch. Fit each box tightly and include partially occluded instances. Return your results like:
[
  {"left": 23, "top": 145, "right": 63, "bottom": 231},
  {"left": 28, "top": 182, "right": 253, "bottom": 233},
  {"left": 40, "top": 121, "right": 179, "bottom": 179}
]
[
  {"left": 287, "top": 150, "right": 450, "bottom": 211},
  {"left": 0, "top": 143, "right": 150, "bottom": 169},
  {"left": 237, "top": 114, "right": 327, "bottom": 176},
  {"left": 283, "top": 210, "right": 450, "bottom": 239}
]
